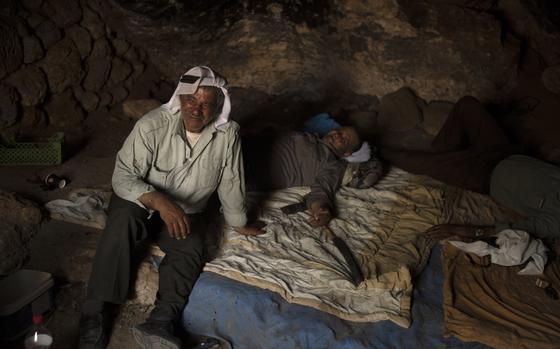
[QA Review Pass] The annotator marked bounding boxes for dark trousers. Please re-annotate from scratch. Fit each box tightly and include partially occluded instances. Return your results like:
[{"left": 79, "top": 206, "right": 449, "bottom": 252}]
[
  {"left": 380, "top": 96, "right": 520, "bottom": 194},
  {"left": 86, "top": 195, "right": 206, "bottom": 321}
]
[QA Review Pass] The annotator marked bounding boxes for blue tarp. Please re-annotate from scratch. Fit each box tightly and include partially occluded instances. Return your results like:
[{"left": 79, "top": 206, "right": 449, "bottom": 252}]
[{"left": 182, "top": 246, "right": 489, "bottom": 349}]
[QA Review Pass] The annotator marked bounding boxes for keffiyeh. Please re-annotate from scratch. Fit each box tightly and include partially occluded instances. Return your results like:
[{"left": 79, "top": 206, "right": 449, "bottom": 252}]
[{"left": 163, "top": 66, "right": 231, "bottom": 130}]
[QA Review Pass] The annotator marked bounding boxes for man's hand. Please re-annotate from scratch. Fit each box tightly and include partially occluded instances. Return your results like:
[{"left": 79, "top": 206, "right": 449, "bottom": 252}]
[
  {"left": 139, "top": 191, "right": 190, "bottom": 239},
  {"left": 308, "top": 202, "right": 332, "bottom": 228},
  {"left": 234, "top": 220, "right": 267, "bottom": 236},
  {"left": 425, "top": 224, "right": 494, "bottom": 242}
]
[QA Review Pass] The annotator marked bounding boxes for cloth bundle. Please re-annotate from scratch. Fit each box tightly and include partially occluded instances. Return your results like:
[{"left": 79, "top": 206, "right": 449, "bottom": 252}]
[{"left": 449, "top": 229, "right": 548, "bottom": 275}]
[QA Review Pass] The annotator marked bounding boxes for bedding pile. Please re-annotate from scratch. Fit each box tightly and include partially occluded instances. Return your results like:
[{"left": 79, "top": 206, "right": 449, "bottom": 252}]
[{"left": 204, "top": 167, "right": 515, "bottom": 326}]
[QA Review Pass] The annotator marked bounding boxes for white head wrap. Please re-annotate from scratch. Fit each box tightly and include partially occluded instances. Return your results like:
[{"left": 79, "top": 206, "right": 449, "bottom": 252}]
[
  {"left": 163, "top": 66, "right": 231, "bottom": 130},
  {"left": 344, "top": 141, "right": 372, "bottom": 163}
]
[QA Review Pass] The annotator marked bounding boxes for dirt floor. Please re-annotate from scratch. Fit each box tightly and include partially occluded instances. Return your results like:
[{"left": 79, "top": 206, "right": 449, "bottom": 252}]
[{"left": 0, "top": 111, "right": 204, "bottom": 348}]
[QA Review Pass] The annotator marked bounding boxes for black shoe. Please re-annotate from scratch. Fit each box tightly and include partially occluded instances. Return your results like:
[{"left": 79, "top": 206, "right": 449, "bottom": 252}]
[
  {"left": 132, "top": 320, "right": 182, "bottom": 349},
  {"left": 79, "top": 312, "right": 108, "bottom": 349}
]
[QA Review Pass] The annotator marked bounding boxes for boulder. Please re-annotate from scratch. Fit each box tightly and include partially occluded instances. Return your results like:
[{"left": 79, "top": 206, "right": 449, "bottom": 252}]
[
  {"left": 4, "top": 65, "right": 48, "bottom": 106},
  {"left": 83, "top": 38, "right": 112, "bottom": 91},
  {"left": 21, "top": 0, "right": 43, "bottom": 11},
  {"left": 35, "top": 19, "right": 62, "bottom": 50},
  {"left": 44, "top": 89, "right": 85, "bottom": 127},
  {"left": 109, "top": 56, "right": 132, "bottom": 85},
  {"left": 0, "top": 20, "right": 23, "bottom": 80},
  {"left": 75, "top": 89, "right": 100, "bottom": 112},
  {"left": 26, "top": 12, "right": 45, "bottom": 29},
  {"left": 22, "top": 35, "right": 44, "bottom": 63},
  {"left": 377, "top": 87, "right": 423, "bottom": 132},
  {"left": 39, "top": 38, "right": 83, "bottom": 93},
  {"left": 66, "top": 24, "right": 92, "bottom": 59},
  {"left": 81, "top": 6, "right": 105, "bottom": 40},
  {"left": 20, "top": 106, "right": 48, "bottom": 129},
  {"left": 41, "top": 0, "right": 82, "bottom": 28},
  {"left": 0, "top": 84, "right": 19, "bottom": 128}
]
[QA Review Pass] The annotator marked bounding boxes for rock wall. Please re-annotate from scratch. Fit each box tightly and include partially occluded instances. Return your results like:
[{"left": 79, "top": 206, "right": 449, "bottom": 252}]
[{"left": 0, "top": 0, "right": 163, "bottom": 134}]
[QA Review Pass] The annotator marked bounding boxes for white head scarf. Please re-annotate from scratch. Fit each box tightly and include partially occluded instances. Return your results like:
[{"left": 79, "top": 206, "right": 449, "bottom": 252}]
[
  {"left": 163, "top": 66, "right": 231, "bottom": 130},
  {"left": 344, "top": 141, "right": 372, "bottom": 163}
]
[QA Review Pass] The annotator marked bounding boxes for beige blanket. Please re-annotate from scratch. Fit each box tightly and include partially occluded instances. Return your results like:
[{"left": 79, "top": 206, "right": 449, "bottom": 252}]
[{"left": 204, "top": 167, "right": 515, "bottom": 327}]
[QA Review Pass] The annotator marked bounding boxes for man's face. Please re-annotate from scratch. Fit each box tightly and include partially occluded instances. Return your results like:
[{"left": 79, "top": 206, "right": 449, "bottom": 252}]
[
  {"left": 322, "top": 127, "right": 360, "bottom": 157},
  {"left": 179, "top": 87, "right": 219, "bottom": 133}
]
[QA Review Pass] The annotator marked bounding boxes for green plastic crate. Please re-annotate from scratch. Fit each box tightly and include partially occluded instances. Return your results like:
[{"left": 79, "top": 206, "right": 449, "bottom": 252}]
[{"left": 0, "top": 132, "right": 64, "bottom": 166}]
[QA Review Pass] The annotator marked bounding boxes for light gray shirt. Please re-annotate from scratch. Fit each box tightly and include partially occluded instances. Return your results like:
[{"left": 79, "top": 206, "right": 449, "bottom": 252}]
[{"left": 112, "top": 107, "right": 247, "bottom": 227}]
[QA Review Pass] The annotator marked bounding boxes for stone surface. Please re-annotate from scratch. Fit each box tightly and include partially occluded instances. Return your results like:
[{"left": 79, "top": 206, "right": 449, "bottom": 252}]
[
  {"left": 44, "top": 89, "right": 85, "bottom": 127},
  {"left": 0, "top": 191, "right": 43, "bottom": 275},
  {"left": 377, "top": 87, "right": 423, "bottom": 132},
  {"left": 111, "top": 37, "right": 130, "bottom": 56},
  {"left": 20, "top": 105, "right": 48, "bottom": 129},
  {"left": 22, "top": 35, "right": 44, "bottom": 63},
  {"left": 83, "top": 38, "right": 112, "bottom": 91},
  {"left": 42, "top": 0, "right": 82, "bottom": 28},
  {"left": 21, "top": 0, "right": 44, "bottom": 11},
  {"left": 0, "top": 84, "right": 19, "bottom": 128},
  {"left": 66, "top": 24, "right": 93, "bottom": 59},
  {"left": 104, "top": 0, "right": 520, "bottom": 103},
  {"left": 35, "top": 18, "right": 62, "bottom": 49},
  {"left": 81, "top": 6, "right": 105, "bottom": 40},
  {"left": 4, "top": 65, "right": 48, "bottom": 106},
  {"left": 74, "top": 88, "right": 100, "bottom": 112},
  {"left": 39, "top": 38, "right": 83, "bottom": 93},
  {"left": 541, "top": 65, "right": 560, "bottom": 94},
  {"left": 26, "top": 12, "right": 45, "bottom": 29},
  {"left": 107, "top": 84, "right": 128, "bottom": 105},
  {"left": 109, "top": 56, "right": 132, "bottom": 85},
  {"left": 0, "top": 20, "right": 23, "bottom": 80},
  {"left": 122, "top": 98, "right": 161, "bottom": 119}
]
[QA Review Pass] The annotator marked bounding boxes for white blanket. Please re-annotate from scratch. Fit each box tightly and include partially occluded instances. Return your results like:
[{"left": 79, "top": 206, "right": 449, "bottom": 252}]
[{"left": 205, "top": 167, "right": 517, "bottom": 327}]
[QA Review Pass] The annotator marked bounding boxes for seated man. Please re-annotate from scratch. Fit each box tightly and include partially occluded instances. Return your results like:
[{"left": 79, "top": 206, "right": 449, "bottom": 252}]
[
  {"left": 380, "top": 96, "right": 560, "bottom": 250},
  {"left": 243, "top": 126, "right": 383, "bottom": 227},
  {"left": 79, "top": 66, "right": 261, "bottom": 349}
]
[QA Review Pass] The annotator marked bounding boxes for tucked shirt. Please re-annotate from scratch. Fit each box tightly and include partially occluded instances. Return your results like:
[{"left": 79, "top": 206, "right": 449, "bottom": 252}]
[
  {"left": 112, "top": 107, "right": 247, "bottom": 227},
  {"left": 243, "top": 131, "right": 346, "bottom": 209},
  {"left": 490, "top": 154, "right": 560, "bottom": 240}
]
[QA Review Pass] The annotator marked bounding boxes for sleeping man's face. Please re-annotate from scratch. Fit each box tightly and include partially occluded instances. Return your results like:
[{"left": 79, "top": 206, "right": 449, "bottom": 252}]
[{"left": 322, "top": 127, "right": 360, "bottom": 157}]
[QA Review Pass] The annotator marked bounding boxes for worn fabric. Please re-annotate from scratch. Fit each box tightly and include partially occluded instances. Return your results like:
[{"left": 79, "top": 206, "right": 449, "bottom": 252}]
[
  {"left": 87, "top": 195, "right": 206, "bottom": 320},
  {"left": 242, "top": 131, "right": 346, "bottom": 209},
  {"left": 449, "top": 229, "right": 548, "bottom": 275},
  {"left": 204, "top": 167, "right": 516, "bottom": 327},
  {"left": 491, "top": 154, "right": 560, "bottom": 240},
  {"left": 112, "top": 108, "right": 247, "bottom": 227},
  {"left": 343, "top": 155, "right": 384, "bottom": 189},
  {"left": 442, "top": 243, "right": 560, "bottom": 349}
]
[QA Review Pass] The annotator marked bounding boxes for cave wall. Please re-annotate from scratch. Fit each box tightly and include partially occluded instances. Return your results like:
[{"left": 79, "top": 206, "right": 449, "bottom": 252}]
[
  {"left": 1, "top": 0, "right": 559, "bottom": 158},
  {"left": 0, "top": 0, "right": 165, "bottom": 135}
]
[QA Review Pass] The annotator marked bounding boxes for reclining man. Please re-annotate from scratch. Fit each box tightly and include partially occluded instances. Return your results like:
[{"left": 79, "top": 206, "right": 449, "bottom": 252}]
[
  {"left": 79, "top": 66, "right": 262, "bottom": 349},
  {"left": 380, "top": 96, "right": 560, "bottom": 252},
  {"left": 242, "top": 126, "right": 383, "bottom": 227}
]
